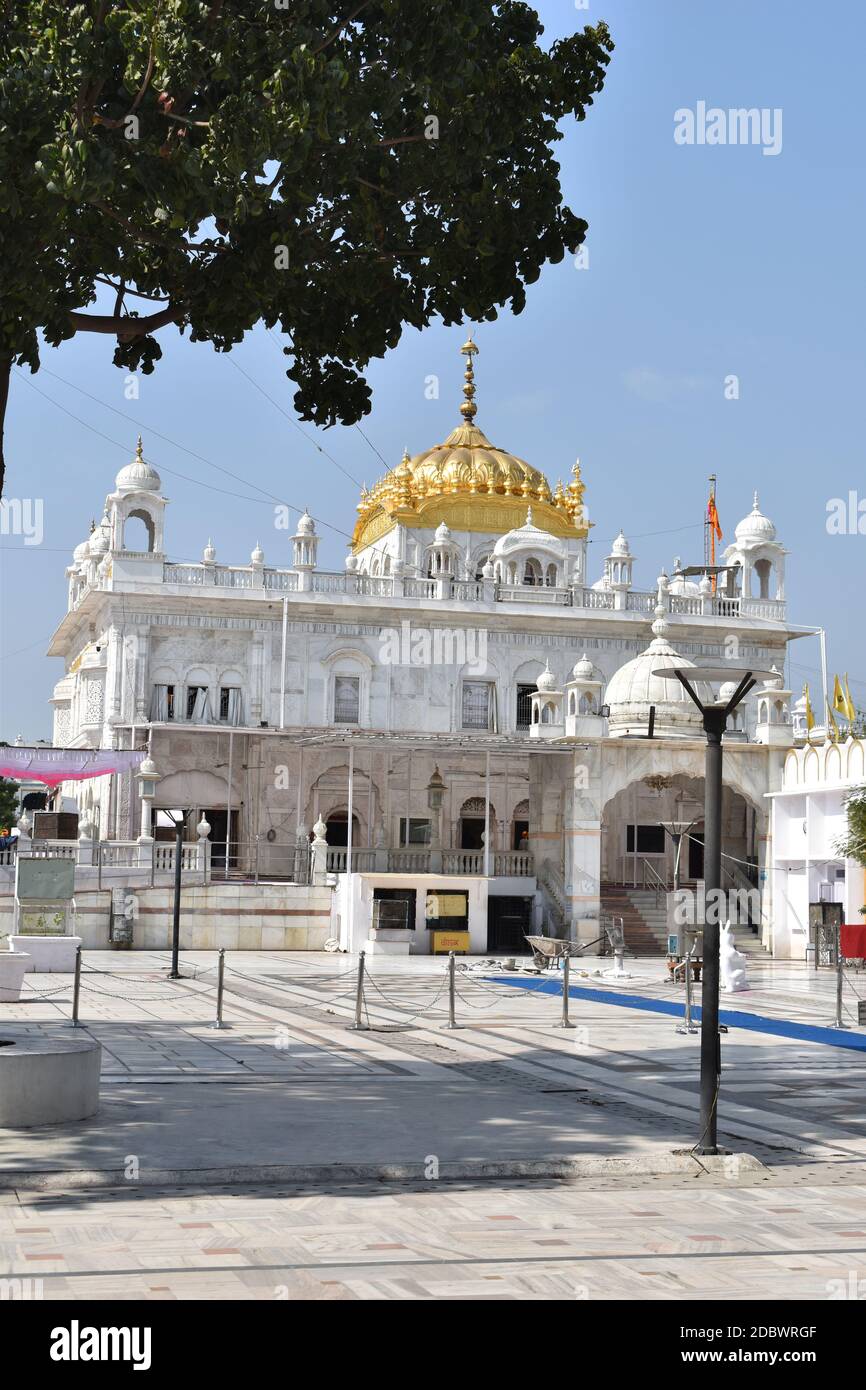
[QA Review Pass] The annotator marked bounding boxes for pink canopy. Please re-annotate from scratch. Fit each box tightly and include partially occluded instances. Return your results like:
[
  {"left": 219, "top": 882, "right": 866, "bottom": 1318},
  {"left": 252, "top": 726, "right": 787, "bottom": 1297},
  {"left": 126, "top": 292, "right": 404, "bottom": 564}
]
[{"left": 0, "top": 747, "right": 147, "bottom": 788}]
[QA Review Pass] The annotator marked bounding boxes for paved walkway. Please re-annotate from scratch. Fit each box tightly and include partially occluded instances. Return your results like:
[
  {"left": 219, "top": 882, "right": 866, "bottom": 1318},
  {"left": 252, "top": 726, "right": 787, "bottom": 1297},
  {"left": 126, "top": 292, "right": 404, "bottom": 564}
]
[
  {"left": 2, "top": 951, "right": 865, "bottom": 1298},
  {"left": 4, "top": 1167, "right": 866, "bottom": 1301}
]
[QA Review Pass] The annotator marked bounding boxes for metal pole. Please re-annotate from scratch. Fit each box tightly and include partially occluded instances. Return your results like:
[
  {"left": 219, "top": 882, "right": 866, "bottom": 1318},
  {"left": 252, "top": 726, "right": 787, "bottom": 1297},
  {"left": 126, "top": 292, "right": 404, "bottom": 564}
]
[
  {"left": 70, "top": 944, "right": 82, "bottom": 1027},
  {"left": 835, "top": 923, "right": 848, "bottom": 1030},
  {"left": 697, "top": 715, "right": 724, "bottom": 1154},
  {"left": 225, "top": 728, "right": 234, "bottom": 881},
  {"left": 349, "top": 950, "right": 367, "bottom": 1030},
  {"left": 169, "top": 819, "right": 183, "bottom": 979},
  {"left": 444, "top": 951, "right": 461, "bottom": 1029},
  {"left": 97, "top": 840, "right": 102, "bottom": 892},
  {"left": 677, "top": 944, "right": 698, "bottom": 1035},
  {"left": 213, "top": 948, "right": 227, "bottom": 1029},
  {"left": 483, "top": 748, "right": 491, "bottom": 877},
  {"left": 555, "top": 949, "right": 575, "bottom": 1028},
  {"left": 254, "top": 834, "right": 260, "bottom": 886},
  {"left": 279, "top": 594, "right": 288, "bottom": 728}
]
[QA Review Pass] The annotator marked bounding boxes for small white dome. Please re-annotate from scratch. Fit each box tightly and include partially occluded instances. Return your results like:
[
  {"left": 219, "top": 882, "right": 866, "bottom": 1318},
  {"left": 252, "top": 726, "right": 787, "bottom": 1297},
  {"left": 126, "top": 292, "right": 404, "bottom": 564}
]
[
  {"left": 251, "top": 541, "right": 264, "bottom": 564},
  {"left": 735, "top": 492, "right": 777, "bottom": 544},
  {"left": 572, "top": 653, "right": 594, "bottom": 681},
  {"left": 88, "top": 514, "right": 111, "bottom": 555},
  {"left": 345, "top": 552, "right": 359, "bottom": 573},
  {"left": 203, "top": 538, "right": 216, "bottom": 562},
  {"left": 605, "top": 609, "right": 714, "bottom": 738},
  {"left": 296, "top": 509, "right": 316, "bottom": 536},
  {"left": 610, "top": 530, "right": 630, "bottom": 557},
  {"left": 536, "top": 661, "right": 558, "bottom": 693},
  {"left": 762, "top": 665, "right": 784, "bottom": 689},
  {"left": 138, "top": 756, "right": 158, "bottom": 778},
  {"left": 73, "top": 539, "right": 90, "bottom": 563},
  {"left": 718, "top": 680, "right": 739, "bottom": 702},
  {"left": 492, "top": 509, "right": 564, "bottom": 558},
  {"left": 115, "top": 438, "right": 160, "bottom": 493},
  {"left": 434, "top": 520, "right": 451, "bottom": 543}
]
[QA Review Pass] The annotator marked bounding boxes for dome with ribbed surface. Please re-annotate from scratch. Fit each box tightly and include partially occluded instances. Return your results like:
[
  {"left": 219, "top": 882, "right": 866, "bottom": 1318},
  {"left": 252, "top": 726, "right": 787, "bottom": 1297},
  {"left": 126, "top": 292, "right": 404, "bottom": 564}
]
[
  {"left": 605, "top": 606, "right": 714, "bottom": 738},
  {"left": 352, "top": 338, "right": 589, "bottom": 552}
]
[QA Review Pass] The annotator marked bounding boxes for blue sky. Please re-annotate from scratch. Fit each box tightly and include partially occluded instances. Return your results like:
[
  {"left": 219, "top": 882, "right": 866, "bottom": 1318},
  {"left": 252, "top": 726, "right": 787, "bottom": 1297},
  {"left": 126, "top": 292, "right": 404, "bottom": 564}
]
[{"left": 2, "top": 0, "right": 864, "bottom": 739}]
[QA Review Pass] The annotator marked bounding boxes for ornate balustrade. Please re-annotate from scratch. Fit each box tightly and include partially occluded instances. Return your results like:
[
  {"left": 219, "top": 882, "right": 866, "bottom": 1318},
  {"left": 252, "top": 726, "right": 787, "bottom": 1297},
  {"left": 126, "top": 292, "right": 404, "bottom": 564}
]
[{"left": 126, "top": 559, "right": 787, "bottom": 623}]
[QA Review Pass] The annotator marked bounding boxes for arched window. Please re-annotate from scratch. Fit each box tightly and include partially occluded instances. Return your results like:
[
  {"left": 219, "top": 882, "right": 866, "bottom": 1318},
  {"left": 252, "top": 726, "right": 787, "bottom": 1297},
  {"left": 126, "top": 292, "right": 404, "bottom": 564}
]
[
  {"left": 546, "top": 563, "right": 558, "bottom": 587},
  {"left": 523, "top": 558, "right": 542, "bottom": 586},
  {"left": 754, "top": 558, "right": 772, "bottom": 599},
  {"left": 579, "top": 692, "right": 596, "bottom": 715},
  {"left": 123, "top": 510, "right": 154, "bottom": 552}
]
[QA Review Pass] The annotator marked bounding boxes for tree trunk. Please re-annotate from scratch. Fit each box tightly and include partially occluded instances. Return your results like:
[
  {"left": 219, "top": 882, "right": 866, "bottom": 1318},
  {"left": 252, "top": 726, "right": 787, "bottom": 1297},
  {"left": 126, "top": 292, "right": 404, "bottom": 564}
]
[{"left": 0, "top": 359, "right": 10, "bottom": 501}]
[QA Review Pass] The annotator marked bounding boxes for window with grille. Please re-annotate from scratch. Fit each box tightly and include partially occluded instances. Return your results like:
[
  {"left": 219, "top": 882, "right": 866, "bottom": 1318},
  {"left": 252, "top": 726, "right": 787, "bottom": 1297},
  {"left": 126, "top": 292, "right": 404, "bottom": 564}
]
[
  {"left": 462, "top": 681, "right": 493, "bottom": 730},
  {"left": 334, "top": 675, "right": 360, "bottom": 723},
  {"left": 516, "top": 684, "right": 536, "bottom": 729}
]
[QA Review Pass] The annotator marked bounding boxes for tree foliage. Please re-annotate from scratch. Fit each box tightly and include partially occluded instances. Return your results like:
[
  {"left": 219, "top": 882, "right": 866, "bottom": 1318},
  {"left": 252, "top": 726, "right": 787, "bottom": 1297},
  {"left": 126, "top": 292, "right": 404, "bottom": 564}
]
[
  {"left": 0, "top": 776, "right": 19, "bottom": 830},
  {"left": 0, "top": 1, "right": 613, "bottom": 493},
  {"left": 836, "top": 786, "right": 866, "bottom": 869}
]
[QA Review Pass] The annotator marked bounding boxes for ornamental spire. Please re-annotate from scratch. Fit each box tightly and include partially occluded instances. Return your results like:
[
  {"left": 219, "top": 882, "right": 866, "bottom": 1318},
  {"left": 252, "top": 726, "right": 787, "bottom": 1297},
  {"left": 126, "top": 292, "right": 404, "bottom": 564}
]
[{"left": 459, "top": 335, "right": 479, "bottom": 424}]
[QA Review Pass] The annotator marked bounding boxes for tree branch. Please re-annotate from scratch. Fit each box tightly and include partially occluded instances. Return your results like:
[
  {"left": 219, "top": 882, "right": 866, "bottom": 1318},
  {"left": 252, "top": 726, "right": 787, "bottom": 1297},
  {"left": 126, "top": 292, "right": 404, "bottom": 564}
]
[
  {"left": 311, "top": 1, "right": 374, "bottom": 57},
  {"left": 0, "top": 358, "right": 10, "bottom": 500},
  {"left": 68, "top": 305, "right": 183, "bottom": 339},
  {"left": 94, "top": 277, "right": 171, "bottom": 303}
]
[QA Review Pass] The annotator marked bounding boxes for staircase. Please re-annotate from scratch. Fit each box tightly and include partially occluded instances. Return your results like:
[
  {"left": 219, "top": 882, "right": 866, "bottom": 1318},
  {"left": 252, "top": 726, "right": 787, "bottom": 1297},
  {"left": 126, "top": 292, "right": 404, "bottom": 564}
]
[
  {"left": 601, "top": 881, "right": 772, "bottom": 958},
  {"left": 600, "top": 884, "right": 668, "bottom": 955}
]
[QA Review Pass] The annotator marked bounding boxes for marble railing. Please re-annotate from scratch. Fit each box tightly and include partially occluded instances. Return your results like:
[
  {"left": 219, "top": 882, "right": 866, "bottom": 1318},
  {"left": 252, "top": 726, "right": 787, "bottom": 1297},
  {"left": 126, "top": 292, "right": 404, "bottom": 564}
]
[
  {"left": 324, "top": 845, "right": 535, "bottom": 877},
  {"left": 104, "top": 560, "right": 788, "bottom": 623}
]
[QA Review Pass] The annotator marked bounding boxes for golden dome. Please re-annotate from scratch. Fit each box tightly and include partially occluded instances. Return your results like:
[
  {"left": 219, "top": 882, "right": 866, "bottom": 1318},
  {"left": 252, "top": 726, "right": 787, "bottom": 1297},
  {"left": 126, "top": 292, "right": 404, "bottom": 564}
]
[{"left": 352, "top": 338, "right": 589, "bottom": 551}]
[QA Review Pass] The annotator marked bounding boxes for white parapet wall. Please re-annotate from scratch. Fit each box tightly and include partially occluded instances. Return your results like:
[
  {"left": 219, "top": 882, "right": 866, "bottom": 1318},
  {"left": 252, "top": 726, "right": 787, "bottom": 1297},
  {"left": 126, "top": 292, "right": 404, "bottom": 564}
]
[{"left": 1, "top": 881, "right": 336, "bottom": 951}]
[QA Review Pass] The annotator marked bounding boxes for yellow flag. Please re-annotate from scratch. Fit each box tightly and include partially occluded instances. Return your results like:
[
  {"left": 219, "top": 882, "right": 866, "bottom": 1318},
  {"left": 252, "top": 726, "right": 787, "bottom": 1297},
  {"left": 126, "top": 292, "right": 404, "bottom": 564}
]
[
  {"left": 826, "top": 700, "right": 840, "bottom": 743},
  {"left": 804, "top": 683, "right": 815, "bottom": 732},
  {"left": 844, "top": 674, "right": 857, "bottom": 722},
  {"left": 833, "top": 674, "right": 848, "bottom": 718}
]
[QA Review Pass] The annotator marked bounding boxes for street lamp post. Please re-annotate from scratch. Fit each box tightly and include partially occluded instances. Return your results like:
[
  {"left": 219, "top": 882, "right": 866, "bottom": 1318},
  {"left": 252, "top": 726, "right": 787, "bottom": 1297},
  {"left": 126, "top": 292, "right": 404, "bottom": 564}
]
[
  {"left": 652, "top": 664, "right": 778, "bottom": 1155},
  {"left": 163, "top": 809, "right": 188, "bottom": 980}
]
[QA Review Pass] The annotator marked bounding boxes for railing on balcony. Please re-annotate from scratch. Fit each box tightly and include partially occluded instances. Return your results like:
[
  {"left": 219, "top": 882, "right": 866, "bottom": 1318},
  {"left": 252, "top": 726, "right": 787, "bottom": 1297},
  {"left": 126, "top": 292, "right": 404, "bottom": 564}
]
[
  {"left": 263, "top": 570, "right": 299, "bottom": 591},
  {"left": 326, "top": 847, "right": 376, "bottom": 873},
  {"left": 354, "top": 575, "right": 394, "bottom": 597},
  {"left": 403, "top": 577, "right": 439, "bottom": 599},
  {"left": 580, "top": 588, "right": 616, "bottom": 610},
  {"left": 494, "top": 850, "right": 535, "bottom": 876},
  {"left": 154, "top": 557, "right": 786, "bottom": 623},
  {"left": 497, "top": 585, "right": 573, "bottom": 605},
  {"left": 311, "top": 571, "right": 348, "bottom": 594},
  {"left": 451, "top": 579, "right": 485, "bottom": 602},
  {"left": 626, "top": 591, "right": 656, "bottom": 612},
  {"left": 324, "top": 845, "right": 534, "bottom": 877},
  {"left": 670, "top": 595, "right": 702, "bottom": 616},
  {"left": 442, "top": 849, "right": 483, "bottom": 874}
]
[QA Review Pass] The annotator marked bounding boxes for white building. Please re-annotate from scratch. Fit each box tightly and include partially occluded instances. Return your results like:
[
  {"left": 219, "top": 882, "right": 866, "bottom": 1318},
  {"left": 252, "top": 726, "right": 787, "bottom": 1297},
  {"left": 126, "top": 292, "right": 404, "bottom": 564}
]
[
  {"left": 44, "top": 339, "right": 814, "bottom": 955},
  {"left": 768, "top": 737, "right": 866, "bottom": 960}
]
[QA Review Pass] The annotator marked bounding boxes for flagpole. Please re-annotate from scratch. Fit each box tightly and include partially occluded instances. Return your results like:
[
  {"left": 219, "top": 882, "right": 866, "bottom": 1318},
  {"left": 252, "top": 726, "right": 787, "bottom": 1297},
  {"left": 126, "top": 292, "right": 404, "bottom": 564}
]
[{"left": 819, "top": 628, "right": 828, "bottom": 718}]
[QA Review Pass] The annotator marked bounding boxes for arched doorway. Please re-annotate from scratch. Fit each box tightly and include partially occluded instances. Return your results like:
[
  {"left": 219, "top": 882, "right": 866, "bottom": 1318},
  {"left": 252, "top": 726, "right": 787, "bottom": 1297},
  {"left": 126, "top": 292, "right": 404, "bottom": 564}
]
[
  {"left": 459, "top": 796, "right": 495, "bottom": 850},
  {"left": 324, "top": 811, "right": 362, "bottom": 848}
]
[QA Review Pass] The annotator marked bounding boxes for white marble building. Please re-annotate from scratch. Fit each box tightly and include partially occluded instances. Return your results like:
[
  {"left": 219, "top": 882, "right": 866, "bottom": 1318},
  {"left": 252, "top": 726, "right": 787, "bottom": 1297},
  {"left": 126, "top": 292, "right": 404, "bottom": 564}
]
[{"left": 45, "top": 339, "right": 812, "bottom": 954}]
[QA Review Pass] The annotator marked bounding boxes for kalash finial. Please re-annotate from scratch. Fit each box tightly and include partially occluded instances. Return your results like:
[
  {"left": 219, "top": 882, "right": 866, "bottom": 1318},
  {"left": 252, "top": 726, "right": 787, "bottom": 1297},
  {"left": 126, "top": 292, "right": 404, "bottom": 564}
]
[
  {"left": 135, "top": 435, "right": 144, "bottom": 461},
  {"left": 459, "top": 335, "right": 479, "bottom": 423}
]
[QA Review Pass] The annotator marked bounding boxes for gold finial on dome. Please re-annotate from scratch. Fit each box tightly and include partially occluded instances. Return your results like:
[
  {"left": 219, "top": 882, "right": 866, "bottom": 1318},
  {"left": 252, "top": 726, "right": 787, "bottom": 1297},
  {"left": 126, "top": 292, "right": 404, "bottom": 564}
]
[
  {"left": 459, "top": 335, "right": 479, "bottom": 423},
  {"left": 135, "top": 435, "right": 144, "bottom": 461},
  {"left": 566, "top": 458, "right": 586, "bottom": 524}
]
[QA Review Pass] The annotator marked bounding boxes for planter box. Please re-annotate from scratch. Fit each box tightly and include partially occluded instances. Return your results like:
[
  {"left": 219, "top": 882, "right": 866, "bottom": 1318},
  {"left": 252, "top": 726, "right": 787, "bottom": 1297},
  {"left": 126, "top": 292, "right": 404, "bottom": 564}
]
[
  {"left": 0, "top": 951, "right": 31, "bottom": 1002},
  {"left": 9, "top": 936, "right": 81, "bottom": 973}
]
